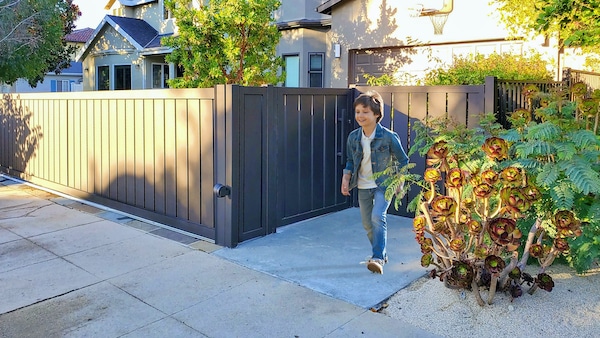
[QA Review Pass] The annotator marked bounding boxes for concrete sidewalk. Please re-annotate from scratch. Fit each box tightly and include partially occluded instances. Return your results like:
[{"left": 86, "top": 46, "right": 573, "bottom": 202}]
[{"left": 0, "top": 177, "right": 439, "bottom": 338}]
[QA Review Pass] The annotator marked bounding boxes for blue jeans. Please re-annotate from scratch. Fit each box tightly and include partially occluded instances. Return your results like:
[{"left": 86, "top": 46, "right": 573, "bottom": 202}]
[{"left": 358, "top": 187, "right": 391, "bottom": 261}]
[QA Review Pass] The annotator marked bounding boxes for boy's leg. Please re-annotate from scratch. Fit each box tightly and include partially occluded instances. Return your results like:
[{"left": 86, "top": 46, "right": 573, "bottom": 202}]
[
  {"left": 358, "top": 188, "right": 375, "bottom": 245},
  {"left": 370, "top": 187, "right": 391, "bottom": 261}
]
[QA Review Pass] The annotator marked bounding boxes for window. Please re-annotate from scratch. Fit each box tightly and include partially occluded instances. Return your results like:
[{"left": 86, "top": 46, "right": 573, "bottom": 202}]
[
  {"left": 97, "top": 66, "right": 110, "bottom": 90},
  {"left": 114, "top": 65, "right": 131, "bottom": 90},
  {"left": 284, "top": 55, "right": 300, "bottom": 87},
  {"left": 152, "top": 64, "right": 170, "bottom": 88},
  {"left": 308, "top": 53, "right": 324, "bottom": 88},
  {"left": 53, "top": 80, "right": 71, "bottom": 92}
]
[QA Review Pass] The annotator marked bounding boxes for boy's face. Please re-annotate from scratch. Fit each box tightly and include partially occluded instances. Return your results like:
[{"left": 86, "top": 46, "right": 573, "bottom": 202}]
[{"left": 355, "top": 104, "right": 378, "bottom": 130}]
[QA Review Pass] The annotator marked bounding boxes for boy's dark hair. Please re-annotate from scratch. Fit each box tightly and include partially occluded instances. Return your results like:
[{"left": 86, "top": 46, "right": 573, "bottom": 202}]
[{"left": 353, "top": 90, "right": 384, "bottom": 122}]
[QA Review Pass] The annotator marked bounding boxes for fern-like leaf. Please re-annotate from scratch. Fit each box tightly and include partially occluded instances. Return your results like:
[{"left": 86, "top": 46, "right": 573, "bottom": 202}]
[
  {"left": 550, "top": 182, "right": 575, "bottom": 210},
  {"left": 526, "top": 122, "right": 560, "bottom": 141},
  {"left": 570, "top": 129, "right": 600, "bottom": 150},
  {"left": 518, "top": 158, "right": 545, "bottom": 170},
  {"left": 559, "top": 156, "right": 600, "bottom": 195},
  {"left": 554, "top": 142, "right": 577, "bottom": 161},
  {"left": 514, "top": 140, "right": 554, "bottom": 158},
  {"left": 536, "top": 163, "right": 561, "bottom": 187},
  {"left": 500, "top": 129, "right": 521, "bottom": 142}
]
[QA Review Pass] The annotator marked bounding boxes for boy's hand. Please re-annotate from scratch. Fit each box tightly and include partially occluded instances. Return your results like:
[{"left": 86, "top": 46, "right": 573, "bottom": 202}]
[{"left": 341, "top": 174, "right": 351, "bottom": 196}]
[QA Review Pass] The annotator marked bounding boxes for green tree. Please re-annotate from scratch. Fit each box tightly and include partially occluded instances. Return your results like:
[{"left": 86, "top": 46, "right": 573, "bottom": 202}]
[
  {"left": 163, "top": 0, "right": 284, "bottom": 88},
  {"left": 0, "top": 0, "right": 80, "bottom": 86},
  {"left": 424, "top": 51, "right": 553, "bottom": 85},
  {"left": 495, "top": 0, "right": 600, "bottom": 49}
]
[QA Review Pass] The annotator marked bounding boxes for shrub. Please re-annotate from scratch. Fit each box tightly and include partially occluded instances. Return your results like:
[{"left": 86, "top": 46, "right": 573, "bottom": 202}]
[
  {"left": 424, "top": 51, "right": 554, "bottom": 85},
  {"left": 383, "top": 84, "right": 600, "bottom": 306}
]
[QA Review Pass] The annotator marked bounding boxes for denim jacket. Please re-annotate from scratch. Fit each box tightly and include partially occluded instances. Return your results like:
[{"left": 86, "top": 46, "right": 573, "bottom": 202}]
[{"left": 343, "top": 123, "right": 409, "bottom": 190}]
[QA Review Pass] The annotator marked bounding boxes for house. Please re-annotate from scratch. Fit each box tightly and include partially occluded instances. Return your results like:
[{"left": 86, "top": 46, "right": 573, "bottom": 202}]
[
  {"left": 76, "top": 0, "right": 585, "bottom": 91},
  {"left": 316, "top": 0, "right": 586, "bottom": 87},
  {"left": 76, "top": 0, "right": 330, "bottom": 90},
  {"left": 1, "top": 28, "right": 94, "bottom": 93}
]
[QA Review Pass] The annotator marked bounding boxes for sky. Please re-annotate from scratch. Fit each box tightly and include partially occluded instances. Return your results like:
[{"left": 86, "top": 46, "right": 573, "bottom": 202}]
[{"left": 73, "top": 0, "right": 110, "bottom": 29}]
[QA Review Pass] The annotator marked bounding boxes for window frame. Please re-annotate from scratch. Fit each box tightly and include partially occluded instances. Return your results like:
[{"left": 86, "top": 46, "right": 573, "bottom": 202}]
[
  {"left": 114, "top": 65, "right": 132, "bottom": 90},
  {"left": 152, "top": 63, "right": 170, "bottom": 89},
  {"left": 283, "top": 54, "right": 300, "bottom": 88},
  {"left": 97, "top": 65, "right": 110, "bottom": 91},
  {"left": 308, "top": 52, "right": 324, "bottom": 88}
]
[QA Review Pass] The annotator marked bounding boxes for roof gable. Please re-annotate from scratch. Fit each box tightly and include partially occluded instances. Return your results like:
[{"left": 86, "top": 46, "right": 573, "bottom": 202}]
[{"left": 76, "top": 15, "right": 161, "bottom": 61}]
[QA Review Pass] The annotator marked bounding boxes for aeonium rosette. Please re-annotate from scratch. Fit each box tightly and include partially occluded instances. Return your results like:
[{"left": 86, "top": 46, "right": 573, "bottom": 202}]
[
  {"left": 420, "top": 237, "right": 434, "bottom": 254},
  {"left": 473, "top": 183, "right": 495, "bottom": 199},
  {"left": 535, "top": 273, "right": 555, "bottom": 292},
  {"left": 488, "top": 217, "right": 522, "bottom": 251},
  {"left": 467, "top": 219, "right": 482, "bottom": 234},
  {"left": 484, "top": 255, "right": 506, "bottom": 274},
  {"left": 446, "top": 168, "right": 465, "bottom": 189},
  {"left": 424, "top": 168, "right": 441, "bottom": 183},
  {"left": 553, "top": 237, "right": 570, "bottom": 252},
  {"left": 413, "top": 215, "right": 427, "bottom": 235},
  {"left": 426, "top": 141, "right": 450, "bottom": 171},
  {"left": 500, "top": 166, "right": 523, "bottom": 187},
  {"left": 528, "top": 243, "right": 545, "bottom": 258},
  {"left": 500, "top": 187, "right": 531, "bottom": 217},
  {"left": 430, "top": 195, "right": 457, "bottom": 217},
  {"left": 554, "top": 210, "right": 582, "bottom": 238},
  {"left": 480, "top": 169, "right": 499, "bottom": 185},
  {"left": 449, "top": 238, "right": 466, "bottom": 251},
  {"left": 421, "top": 253, "right": 433, "bottom": 267},
  {"left": 482, "top": 137, "right": 509, "bottom": 161},
  {"left": 447, "top": 261, "right": 474, "bottom": 289}
]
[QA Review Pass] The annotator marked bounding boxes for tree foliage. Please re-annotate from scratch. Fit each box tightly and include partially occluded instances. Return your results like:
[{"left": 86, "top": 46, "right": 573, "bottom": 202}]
[
  {"left": 0, "top": 0, "right": 80, "bottom": 86},
  {"left": 494, "top": 0, "right": 600, "bottom": 49},
  {"left": 163, "top": 0, "right": 284, "bottom": 88},
  {"left": 425, "top": 51, "right": 553, "bottom": 85}
]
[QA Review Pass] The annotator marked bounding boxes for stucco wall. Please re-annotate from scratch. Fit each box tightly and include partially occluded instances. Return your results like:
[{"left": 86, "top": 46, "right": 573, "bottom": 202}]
[
  {"left": 278, "top": 27, "right": 329, "bottom": 87},
  {"left": 325, "top": 0, "right": 567, "bottom": 88}
]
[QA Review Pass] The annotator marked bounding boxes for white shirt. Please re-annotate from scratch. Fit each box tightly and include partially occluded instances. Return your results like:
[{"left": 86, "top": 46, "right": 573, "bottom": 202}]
[{"left": 357, "top": 130, "right": 377, "bottom": 189}]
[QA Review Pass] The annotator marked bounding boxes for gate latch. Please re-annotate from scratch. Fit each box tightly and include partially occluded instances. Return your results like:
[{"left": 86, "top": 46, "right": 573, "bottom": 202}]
[{"left": 213, "top": 184, "right": 231, "bottom": 198}]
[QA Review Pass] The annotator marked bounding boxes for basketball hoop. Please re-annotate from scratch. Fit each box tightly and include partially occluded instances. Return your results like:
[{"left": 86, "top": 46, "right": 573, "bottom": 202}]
[{"left": 428, "top": 13, "right": 449, "bottom": 35}]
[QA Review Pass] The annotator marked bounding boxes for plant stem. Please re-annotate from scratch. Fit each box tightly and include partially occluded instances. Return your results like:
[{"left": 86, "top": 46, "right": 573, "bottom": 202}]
[
  {"left": 499, "top": 251, "right": 519, "bottom": 289},
  {"left": 518, "top": 218, "right": 541, "bottom": 269},
  {"left": 487, "top": 273, "right": 499, "bottom": 305},
  {"left": 472, "top": 277, "right": 485, "bottom": 307}
]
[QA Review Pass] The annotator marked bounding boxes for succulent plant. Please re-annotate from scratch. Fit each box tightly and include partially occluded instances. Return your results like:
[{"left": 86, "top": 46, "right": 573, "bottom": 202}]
[{"left": 535, "top": 273, "right": 555, "bottom": 292}]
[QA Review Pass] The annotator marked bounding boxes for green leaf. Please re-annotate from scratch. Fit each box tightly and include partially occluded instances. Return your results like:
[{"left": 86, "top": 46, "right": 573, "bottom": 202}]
[
  {"left": 549, "top": 182, "right": 575, "bottom": 210},
  {"left": 554, "top": 142, "right": 577, "bottom": 161},
  {"left": 526, "top": 122, "right": 560, "bottom": 141},
  {"left": 570, "top": 129, "right": 600, "bottom": 150},
  {"left": 514, "top": 140, "right": 554, "bottom": 158},
  {"left": 536, "top": 164, "right": 561, "bottom": 187},
  {"left": 559, "top": 156, "right": 600, "bottom": 195}
]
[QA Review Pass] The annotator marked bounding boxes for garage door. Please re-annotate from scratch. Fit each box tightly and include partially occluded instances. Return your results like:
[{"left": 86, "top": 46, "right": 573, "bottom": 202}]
[{"left": 349, "top": 47, "right": 412, "bottom": 86}]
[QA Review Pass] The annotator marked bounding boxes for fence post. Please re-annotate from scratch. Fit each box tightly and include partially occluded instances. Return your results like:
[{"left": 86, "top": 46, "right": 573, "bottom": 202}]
[
  {"left": 484, "top": 76, "right": 497, "bottom": 115},
  {"left": 214, "top": 84, "right": 235, "bottom": 247},
  {"left": 562, "top": 67, "right": 572, "bottom": 87}
]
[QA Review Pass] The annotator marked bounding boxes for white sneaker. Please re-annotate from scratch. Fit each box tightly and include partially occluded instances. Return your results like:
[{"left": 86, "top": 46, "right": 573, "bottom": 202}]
[{"left": 367, "top": 259, "right": 384, "bottom": 274}]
